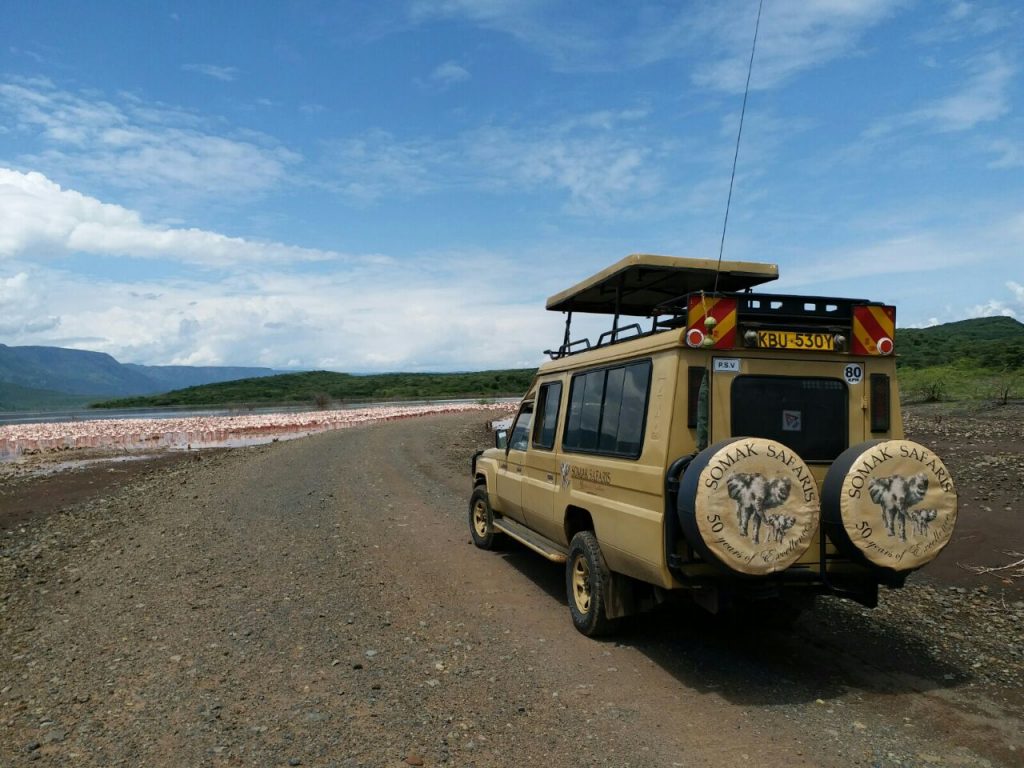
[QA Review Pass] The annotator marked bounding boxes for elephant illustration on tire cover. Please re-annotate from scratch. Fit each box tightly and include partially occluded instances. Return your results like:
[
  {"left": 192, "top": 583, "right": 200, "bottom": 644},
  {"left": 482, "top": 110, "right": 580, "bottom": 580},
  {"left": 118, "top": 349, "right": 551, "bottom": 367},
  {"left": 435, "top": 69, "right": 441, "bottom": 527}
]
[
  {"left": 726, "top": 473, "right": 792, "bottom": 545},
  {"left": 868, "top": 473, "right": 929, "bottom": 541}
]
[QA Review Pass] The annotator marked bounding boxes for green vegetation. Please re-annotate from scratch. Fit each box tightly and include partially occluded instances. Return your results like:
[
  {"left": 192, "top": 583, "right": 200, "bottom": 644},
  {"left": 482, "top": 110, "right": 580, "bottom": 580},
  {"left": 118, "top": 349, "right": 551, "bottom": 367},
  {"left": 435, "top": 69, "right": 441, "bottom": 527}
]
[
  {"left": 896, "top": 317, "right": 1024, "bottom": 403},
  {"left": 92, "top": 369, "right": 537, "bottom": 409},
  {"left": 0, "top": 381, "right": 96, "bottom": 411},
  {"left": 85, "top": 317, "right": 1024, "bottom": 410},
  {"left": 896, "top": 316, "right": 1024, "bottom": 370},
  {"left": 899, "top": 364, "right": 1023, "bottom": 404}
]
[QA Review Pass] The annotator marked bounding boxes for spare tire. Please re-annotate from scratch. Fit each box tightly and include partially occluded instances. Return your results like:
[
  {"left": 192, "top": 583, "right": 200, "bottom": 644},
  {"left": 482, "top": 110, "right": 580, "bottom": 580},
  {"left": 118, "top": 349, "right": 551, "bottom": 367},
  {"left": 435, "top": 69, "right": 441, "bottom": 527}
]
[
  {"left": 677, "top": 438, "right": 821, "bottom": 576},
  {"left": 822, "top": 440, "right": 957, "bottom": 574}
]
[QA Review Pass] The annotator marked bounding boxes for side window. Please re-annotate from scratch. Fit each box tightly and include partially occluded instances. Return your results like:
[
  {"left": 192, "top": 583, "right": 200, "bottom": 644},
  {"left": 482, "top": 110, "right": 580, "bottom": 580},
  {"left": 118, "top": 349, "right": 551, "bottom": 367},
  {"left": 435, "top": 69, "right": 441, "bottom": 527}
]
[
  {"left": 508, "top": 402, "right": 534, "bottom": 451},
  {"left": 564, "top": 370, "right": 605, "bottom": 451},
  {"left": 563, "top": 360, "right": 651, "bottom": 458},
  {"left": 532, "top": 382, "right": 563, "bottom": 450}
]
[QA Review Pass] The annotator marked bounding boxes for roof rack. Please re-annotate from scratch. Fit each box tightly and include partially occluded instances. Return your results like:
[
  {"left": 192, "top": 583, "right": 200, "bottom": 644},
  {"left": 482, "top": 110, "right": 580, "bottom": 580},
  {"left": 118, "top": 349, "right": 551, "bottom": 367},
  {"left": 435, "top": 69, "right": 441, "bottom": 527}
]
[{"left": 545, "top": 254, "right": 778, "bottom": 359}]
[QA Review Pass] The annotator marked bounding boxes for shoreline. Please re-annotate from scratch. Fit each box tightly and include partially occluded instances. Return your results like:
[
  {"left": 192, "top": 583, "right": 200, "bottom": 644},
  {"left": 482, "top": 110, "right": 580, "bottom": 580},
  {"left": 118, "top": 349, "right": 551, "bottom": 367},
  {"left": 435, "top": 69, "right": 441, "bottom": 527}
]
[{"left": 0, "top": 401, "right": 513, "bottom": 462}]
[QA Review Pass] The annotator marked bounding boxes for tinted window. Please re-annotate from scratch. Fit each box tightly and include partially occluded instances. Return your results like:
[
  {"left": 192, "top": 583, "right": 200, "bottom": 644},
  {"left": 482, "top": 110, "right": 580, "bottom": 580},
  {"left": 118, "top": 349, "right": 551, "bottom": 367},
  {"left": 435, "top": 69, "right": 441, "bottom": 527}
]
[
  {"left": 617, "top": 364, "right": 650, "bottom": 455},
  {"left": 564, "top": 360, "right": 651, "bottom": 458},
  {"left": 731, "top": 376, "right": 847, "bottom": 461},
  {"left": 532, "top": 382, "right": 563, "bottom": 450},
  {"left": 598, "top": 368, "right": 625, "bottom": 452}
]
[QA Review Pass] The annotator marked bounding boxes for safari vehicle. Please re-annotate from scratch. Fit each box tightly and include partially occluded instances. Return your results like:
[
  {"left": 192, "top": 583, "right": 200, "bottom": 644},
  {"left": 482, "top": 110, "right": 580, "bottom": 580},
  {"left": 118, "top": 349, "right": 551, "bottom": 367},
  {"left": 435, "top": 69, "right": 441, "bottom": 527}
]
[{"left": 469, "top": 254, "right": 958, "bottom": 636}]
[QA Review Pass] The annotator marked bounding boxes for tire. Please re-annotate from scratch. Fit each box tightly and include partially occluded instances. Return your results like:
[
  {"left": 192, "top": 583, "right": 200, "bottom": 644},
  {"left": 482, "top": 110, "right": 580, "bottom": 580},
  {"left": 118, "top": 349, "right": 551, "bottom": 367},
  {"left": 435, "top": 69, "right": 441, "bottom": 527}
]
[
  {"left": 566, "top": 531, "right": 613, "bottom": 637},
  {"left": 468, "top": 486, "right": 499, "bottom": 550}
]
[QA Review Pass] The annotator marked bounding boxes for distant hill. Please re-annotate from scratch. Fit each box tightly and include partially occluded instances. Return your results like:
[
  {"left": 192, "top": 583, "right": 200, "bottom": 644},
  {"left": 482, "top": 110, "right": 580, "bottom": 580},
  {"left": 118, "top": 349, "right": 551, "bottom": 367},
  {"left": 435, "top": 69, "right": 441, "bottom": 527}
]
[
  {"left": 0, "top": 381, "right": 96, "bottom": 411},
  {"left": 896, "top": 316, "right": 1024, "bottom": 369},
  {"left": 93, "top": 369, "right": 536, "bottom": 409},
  {"left": 0, "top": 344, "right": 281, "bottom": 407}
]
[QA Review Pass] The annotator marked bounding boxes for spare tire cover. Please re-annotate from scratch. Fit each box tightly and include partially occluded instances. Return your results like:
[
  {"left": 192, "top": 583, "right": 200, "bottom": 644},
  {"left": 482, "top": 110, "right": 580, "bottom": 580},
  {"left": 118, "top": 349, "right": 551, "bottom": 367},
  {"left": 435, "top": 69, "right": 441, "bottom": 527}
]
[
  {"left": 822, "top": 440, "right": 957, "bottom": 573},
  {"left": 677, "top": 438, "right": 820, "bottom": 576}
]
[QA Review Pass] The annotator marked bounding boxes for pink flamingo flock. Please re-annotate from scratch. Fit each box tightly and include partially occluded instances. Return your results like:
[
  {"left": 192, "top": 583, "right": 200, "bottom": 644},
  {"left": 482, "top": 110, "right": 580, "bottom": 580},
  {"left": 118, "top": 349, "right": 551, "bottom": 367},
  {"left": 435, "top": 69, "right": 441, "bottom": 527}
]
[{"left": 0, "top": 403, "right": 512, "bottom": 460}]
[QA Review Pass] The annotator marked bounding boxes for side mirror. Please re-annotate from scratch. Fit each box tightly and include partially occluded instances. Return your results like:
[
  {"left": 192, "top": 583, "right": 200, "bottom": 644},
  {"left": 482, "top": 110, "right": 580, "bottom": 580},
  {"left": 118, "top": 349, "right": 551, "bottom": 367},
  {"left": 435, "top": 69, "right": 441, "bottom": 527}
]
[{"left": 495, "top": 429, "right": 508, "bottom": 450}]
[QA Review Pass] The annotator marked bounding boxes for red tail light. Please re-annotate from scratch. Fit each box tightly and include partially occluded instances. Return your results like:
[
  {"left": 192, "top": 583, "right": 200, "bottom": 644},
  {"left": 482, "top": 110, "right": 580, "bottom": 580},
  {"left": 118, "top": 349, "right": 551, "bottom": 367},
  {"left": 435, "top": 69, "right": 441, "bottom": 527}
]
[{"left": 870, "top": 373, "right": 890, "bottom": 433}]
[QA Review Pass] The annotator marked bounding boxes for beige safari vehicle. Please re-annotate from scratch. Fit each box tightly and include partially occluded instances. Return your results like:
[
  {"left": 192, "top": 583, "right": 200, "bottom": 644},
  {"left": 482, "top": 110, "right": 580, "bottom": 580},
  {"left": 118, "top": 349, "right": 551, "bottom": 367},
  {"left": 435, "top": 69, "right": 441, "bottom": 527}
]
[{"left": 469, "top": 255, "right": 958, "bottom": 636}]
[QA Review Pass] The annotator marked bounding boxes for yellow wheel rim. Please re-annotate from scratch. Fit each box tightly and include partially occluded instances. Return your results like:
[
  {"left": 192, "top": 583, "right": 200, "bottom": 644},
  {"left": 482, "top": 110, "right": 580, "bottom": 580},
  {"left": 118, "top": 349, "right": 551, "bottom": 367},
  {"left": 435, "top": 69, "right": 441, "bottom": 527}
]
[
  {"left": 571, "top": 555, "right": 591, "bottom": 614},
  {"left": 472, "top": 499, "right": 489, "bottom": 538}
]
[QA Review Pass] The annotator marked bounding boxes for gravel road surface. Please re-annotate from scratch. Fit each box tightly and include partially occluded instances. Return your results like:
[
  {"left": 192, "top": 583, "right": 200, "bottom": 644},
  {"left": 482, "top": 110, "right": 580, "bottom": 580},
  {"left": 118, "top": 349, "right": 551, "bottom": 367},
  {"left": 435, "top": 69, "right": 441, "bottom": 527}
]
[{"left": 2, "top": 412, "right": 1022, "bottom": 767}]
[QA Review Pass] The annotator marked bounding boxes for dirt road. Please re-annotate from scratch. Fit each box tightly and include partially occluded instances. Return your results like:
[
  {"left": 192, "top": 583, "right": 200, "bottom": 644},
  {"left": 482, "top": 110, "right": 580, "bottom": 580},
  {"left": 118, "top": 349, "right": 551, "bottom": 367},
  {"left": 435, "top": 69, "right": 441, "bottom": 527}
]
[{"left": 2, "top": 412, "right": 1022, "bottom": 767}]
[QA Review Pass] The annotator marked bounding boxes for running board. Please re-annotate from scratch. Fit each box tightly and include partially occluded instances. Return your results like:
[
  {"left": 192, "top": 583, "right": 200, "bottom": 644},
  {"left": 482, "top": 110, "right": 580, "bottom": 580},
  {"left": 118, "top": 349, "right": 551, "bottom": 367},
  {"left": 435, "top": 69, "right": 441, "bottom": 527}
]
[{"left": 493, "top": 517, "right": 568, "bottom": 563}]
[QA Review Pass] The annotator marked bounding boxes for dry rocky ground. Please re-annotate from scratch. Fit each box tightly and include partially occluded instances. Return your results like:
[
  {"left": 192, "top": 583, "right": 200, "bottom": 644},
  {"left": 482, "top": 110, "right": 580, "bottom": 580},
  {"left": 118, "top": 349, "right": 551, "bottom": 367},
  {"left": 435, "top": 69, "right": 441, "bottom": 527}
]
[{"left": 1, "top": 406, "right": 1022, "bottom": 767}]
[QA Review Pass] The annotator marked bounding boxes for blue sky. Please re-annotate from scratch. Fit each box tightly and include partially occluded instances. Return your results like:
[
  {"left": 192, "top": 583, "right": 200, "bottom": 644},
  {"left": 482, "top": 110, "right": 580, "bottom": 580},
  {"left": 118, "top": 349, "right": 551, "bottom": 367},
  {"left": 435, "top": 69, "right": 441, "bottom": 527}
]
[{"left": 1, "top": 1, "right": 1021, "bottom": 371}]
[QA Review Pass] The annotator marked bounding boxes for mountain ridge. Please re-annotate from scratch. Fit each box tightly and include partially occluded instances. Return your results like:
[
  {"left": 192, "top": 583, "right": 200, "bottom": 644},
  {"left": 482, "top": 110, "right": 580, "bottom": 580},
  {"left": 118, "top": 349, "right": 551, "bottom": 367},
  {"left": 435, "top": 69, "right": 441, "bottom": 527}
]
[{"left": 0, "top": 343, "right": 282, "bottom": 408}]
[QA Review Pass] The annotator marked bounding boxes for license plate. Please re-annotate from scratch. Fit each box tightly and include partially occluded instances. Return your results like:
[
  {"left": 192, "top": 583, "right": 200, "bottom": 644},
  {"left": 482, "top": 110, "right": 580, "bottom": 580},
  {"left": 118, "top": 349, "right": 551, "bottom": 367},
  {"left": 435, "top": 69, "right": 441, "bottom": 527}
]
[{"left": 756, "top": 330, "right": 835, "bottom": 351}]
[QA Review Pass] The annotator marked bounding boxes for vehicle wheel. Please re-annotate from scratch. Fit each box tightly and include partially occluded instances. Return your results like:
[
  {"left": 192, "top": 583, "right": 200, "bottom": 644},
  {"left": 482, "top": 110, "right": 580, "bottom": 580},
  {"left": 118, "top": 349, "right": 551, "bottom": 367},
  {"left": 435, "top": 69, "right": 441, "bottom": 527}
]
[
  {"left": 566, "top": 531, "right": 613, "bottom": 637},
  {"left": 468, "top": 486, "right": 499, "bottom": 550}
]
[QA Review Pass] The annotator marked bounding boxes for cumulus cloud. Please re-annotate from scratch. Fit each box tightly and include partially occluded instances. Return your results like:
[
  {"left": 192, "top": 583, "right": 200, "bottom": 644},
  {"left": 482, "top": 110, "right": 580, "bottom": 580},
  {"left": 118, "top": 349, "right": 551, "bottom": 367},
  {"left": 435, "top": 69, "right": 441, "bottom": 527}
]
[
  {"left": 0, "top": 79, "right": 299, "bottom": 198},
  {"left": 0, "top": 167, "right": 575, "bottom": 369},
  {"left": 0, "top": 253, "right": 568, "bottom": 370},
  {"left": 966, "top": 281, "right": 1023, "bottom": 320},
  {"left": 0, "top": 168, "right": 343, "bottom": 266}
]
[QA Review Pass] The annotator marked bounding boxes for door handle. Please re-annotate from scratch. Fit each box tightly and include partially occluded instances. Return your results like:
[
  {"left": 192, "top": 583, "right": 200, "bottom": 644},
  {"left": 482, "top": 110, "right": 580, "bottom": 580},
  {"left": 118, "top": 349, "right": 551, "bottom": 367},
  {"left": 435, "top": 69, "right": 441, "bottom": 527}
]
[{"left": 546, "top": 473, "right": 555, "bottom": 482}]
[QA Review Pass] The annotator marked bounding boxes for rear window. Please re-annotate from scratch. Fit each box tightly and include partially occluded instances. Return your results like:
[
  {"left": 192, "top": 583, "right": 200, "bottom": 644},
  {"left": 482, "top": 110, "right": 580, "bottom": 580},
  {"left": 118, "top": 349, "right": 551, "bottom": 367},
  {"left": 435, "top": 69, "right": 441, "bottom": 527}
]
[{"left": 730, "top": 376, "right": 847, "bottom": 462}]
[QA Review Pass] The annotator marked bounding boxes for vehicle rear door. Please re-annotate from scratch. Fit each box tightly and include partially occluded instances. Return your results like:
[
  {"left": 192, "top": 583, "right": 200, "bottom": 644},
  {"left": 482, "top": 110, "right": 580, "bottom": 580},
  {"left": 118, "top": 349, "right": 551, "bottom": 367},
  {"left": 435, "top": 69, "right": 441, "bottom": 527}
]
[{"left": 709, "top": 355, "right": 867, "bottom": 472}]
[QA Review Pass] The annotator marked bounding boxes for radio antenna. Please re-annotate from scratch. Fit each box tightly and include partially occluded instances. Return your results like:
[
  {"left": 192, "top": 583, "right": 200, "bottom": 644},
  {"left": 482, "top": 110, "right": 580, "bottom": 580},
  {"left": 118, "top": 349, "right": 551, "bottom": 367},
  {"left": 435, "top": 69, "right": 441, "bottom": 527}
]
[{"left": 713, "top": 0, "right": 764, "bottom": 293}]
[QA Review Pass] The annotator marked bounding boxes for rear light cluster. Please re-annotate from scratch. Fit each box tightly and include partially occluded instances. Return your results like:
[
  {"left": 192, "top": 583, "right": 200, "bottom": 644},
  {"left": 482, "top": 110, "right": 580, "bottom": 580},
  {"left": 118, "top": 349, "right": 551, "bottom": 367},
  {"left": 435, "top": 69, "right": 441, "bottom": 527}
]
[
  {"left": 681, "top": 301, "right": 897, "bottom": 356},
  {"left": 852, "top": 305, "right": 896, "bottom": 356},
  {"left": 685, "top": 295, "right": 737, "bottom": 349},
  {"left": 870, "top": 373, "right": 891, "bottom": 433}
]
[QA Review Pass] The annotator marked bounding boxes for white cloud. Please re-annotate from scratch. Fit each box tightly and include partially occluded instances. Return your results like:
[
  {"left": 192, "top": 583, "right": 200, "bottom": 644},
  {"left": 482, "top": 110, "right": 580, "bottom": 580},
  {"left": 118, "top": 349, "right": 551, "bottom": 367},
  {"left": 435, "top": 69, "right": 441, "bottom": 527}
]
[
  {"left": 0, "top": 168, "right": 580, "bottom": 370},
  {"left": 409, "top": 0, "right": 903, "bottom": 90},
  {"left": 466, "top": 125, "right": 660, "bottom": 216},
  {"left": 986, "top": 137, "right": 1024, "bottom": 168},
  {"left": 689, "top": 0, "right": 904, "bottom": 92},
  {"left": 0, "top": 251, "right": 568, "bottom": 370},
  {"left": 965, "top": 281, "right": 1023, "bottom": 320},
  {"left": 0, "top": 168, "right": 343, "bottom": 266},
  {"left": 323, "top": 131, "right": 440, "bottom": 202},
  {"left": 430, "top": 60, "right": 471, "bottom": 86},
  {"left": 181, "top": 63, "right": 240, "bottom": 82},
  {"left": 0, "top": 79, "right": 299, "bottom": 198},
  {"left": 321, "top": 108, "right": 663, "bottom": 215},
  {"left": 865, "top": 52, "right": 1015, "bottom": 137},
  {"left": 914, "top": 52, "right": 1014, "bottom": 132}
]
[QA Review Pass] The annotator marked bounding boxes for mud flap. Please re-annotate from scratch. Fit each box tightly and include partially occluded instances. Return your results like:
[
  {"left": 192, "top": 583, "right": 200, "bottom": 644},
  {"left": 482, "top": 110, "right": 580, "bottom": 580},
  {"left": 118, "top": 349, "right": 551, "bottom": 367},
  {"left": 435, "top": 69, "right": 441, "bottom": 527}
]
[{"left": 603, "top": 572, "right": 666, "bottom": 619}]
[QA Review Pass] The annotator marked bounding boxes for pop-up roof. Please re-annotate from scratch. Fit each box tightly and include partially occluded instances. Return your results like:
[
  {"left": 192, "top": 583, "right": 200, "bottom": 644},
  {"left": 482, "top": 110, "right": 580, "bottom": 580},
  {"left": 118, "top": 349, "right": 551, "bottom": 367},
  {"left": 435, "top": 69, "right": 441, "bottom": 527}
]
[{"left": 545, "top": 254, "right": 779, "bottom": 316}]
